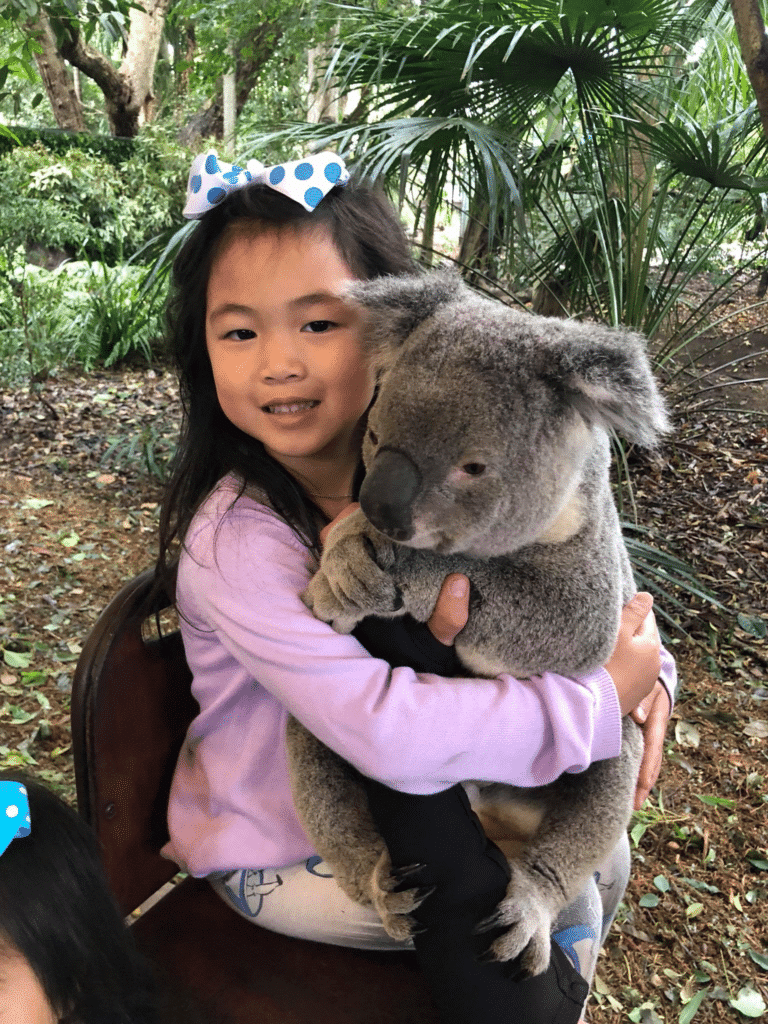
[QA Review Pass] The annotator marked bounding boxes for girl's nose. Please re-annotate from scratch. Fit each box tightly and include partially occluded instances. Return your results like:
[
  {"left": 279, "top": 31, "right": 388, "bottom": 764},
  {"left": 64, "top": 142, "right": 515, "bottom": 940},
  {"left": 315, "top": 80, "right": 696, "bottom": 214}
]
[{"left": 259, "top": 332, "right": 306, "bottom": 383}]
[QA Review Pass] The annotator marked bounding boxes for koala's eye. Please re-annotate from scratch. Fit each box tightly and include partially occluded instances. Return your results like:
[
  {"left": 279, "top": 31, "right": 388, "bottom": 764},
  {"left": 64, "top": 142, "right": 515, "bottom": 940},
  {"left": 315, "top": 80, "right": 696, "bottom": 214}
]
[
  {"left": 462, "top": 462, "right": 486, "bottom": 476},
  {"left": 368, "top": 429, "right": 379, "bottom": 446}
]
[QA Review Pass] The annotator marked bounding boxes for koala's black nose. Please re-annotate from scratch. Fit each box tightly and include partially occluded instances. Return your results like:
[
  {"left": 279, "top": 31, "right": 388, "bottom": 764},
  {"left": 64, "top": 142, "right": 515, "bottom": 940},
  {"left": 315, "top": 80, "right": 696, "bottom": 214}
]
[{"left": 360, "top": 448, "right": 421, "bottom": 540}]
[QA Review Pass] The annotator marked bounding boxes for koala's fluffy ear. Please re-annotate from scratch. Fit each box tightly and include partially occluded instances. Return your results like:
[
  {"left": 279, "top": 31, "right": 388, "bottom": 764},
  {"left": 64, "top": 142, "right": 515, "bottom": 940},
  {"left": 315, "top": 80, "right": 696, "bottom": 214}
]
[
  {"left": 545, "top": 324, "right": 671, "bottom": 447},
  {"left": 346, "top": 269, "right": 463, "bottom": 351}
]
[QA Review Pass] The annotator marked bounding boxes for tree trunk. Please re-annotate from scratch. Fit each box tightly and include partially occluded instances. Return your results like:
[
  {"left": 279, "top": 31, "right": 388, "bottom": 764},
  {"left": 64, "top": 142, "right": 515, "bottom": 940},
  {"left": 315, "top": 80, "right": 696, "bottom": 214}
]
[
  {"left": 178, "top": 23, "right": 283, "bottom": 148},
  {"left": 730, "top": 0, "right": 768, "bottom": 141},
  {"left": 27, "top": 12, "right": 85, "bottom": 131},
  {"left": 308, "top": 23, "right": 345, "bottom": 123},
  {"left": 120, "top": 0, "right": 171, "bottom": 127},
  {"left": 56, "top": 0, "right": 172, "bottom": 136}
]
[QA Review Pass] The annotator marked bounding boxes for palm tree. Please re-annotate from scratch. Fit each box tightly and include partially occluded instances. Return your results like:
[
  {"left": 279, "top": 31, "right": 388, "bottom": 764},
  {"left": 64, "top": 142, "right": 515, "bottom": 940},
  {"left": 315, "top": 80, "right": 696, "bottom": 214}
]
[
  {"left": 235, "top": 0, "right": 768, "bottom": 627},
  {"left": 244, "top": 0, "right": 768, "bottom": 340}
]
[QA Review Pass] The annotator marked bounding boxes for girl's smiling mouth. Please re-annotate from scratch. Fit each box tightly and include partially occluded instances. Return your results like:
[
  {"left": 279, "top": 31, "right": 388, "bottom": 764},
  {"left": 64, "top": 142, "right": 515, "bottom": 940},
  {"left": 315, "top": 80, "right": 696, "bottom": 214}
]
[{"left": 263, "top": 400, "right": 321, "bottom": 414}]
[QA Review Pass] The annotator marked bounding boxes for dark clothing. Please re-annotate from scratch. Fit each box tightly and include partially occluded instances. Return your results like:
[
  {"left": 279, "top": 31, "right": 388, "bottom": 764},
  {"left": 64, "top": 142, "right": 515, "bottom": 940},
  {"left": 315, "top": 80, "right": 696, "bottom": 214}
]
[{"left": 352, "top": 614, "right": 588, "bottom": 1024}]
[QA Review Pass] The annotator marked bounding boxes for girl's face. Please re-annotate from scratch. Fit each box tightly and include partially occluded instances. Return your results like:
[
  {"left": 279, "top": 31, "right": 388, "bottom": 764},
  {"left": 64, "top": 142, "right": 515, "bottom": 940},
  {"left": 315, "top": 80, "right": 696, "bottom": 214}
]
[{"left": 205, "top": 224, "right": 376, "bottom": 491}]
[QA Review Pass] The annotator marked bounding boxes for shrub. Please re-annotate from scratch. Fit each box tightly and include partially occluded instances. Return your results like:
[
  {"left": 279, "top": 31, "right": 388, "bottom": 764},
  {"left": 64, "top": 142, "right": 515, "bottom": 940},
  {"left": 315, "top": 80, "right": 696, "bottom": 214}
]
[
  {"left": 0, "top": 134, "right": 190, "bottom": 264},
  {"left": 0, "top": 126, "right": 137, "bottom": 166},
  {"left": 0, "top": 261, "right": 168, "bottom": 385}
]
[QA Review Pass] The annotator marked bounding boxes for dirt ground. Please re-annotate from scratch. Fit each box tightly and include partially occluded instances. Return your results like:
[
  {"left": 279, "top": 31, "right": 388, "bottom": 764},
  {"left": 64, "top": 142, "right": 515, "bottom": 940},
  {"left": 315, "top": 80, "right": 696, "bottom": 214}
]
[{"left": 0, "top": 298, "right": 766, "bottom": 1022}]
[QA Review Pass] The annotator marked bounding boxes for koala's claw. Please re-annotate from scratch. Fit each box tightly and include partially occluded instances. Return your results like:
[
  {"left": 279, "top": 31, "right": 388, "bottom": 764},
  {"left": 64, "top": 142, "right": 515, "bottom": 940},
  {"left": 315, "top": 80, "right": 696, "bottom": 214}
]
[
  {"left": 478, "top": 863, "right": 559, "bottom": 977},
  {"left": 371, "top": 851, "right": 430, "bottom": 942},
  {"left": 302, "top": 514, "right": 401, "bottom": 632}
]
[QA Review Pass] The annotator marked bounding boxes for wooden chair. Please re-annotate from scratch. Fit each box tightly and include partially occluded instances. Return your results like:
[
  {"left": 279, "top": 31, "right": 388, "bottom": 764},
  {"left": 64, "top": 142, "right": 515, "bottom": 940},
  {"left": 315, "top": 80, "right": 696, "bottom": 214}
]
[{"left": 72, "top": 568, "right": 439, "bottom": 1023}]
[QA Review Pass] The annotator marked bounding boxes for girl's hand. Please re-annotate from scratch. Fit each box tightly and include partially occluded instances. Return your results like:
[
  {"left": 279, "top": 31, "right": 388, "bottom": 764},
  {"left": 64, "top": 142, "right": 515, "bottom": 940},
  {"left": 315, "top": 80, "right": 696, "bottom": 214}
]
[
  {"left": 427, "top": 575, "right": 470, "bottom": 646},
  {"left": 319, "top": 503, "right": 360, "bottom": 547},
  {"left": 630, "top": 680, "right": 671, "bottom": 809},
  {"left": 603, "top": 593, "right": 661, "bottom": 716}
]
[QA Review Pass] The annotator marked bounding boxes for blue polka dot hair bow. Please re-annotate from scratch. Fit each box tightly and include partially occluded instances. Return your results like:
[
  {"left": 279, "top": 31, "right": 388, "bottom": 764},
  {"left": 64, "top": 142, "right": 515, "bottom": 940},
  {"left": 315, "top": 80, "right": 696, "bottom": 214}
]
[
  {"left": 183, "top": 150, "right": 350, "bottom": 219},
  {"left": 0, "top": 781, "right": 31, "bottom": 856}
]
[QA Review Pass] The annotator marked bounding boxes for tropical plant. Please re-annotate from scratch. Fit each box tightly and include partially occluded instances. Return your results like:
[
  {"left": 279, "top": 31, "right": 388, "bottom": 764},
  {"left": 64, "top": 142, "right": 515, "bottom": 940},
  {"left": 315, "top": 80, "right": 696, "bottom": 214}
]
[
  {"left": 243, "top": 0, "right": 768, "bottom": 346},
  {"left": 0, "top": 259, "right": 169, "bottom": 385},
  {"left": 68, "top": 260, "right": 168, "bottom": 367}
]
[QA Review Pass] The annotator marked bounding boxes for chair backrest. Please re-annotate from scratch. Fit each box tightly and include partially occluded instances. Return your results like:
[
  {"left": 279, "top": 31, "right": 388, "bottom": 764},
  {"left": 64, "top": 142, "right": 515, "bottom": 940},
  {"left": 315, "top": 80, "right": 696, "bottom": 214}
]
[{"left": 72, "top": 568, "right": 198, "bottom": 915}]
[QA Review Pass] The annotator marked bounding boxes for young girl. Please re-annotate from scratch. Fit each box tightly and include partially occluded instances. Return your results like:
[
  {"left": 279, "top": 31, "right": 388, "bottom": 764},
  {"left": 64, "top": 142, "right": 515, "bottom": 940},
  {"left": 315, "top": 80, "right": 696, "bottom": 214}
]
[{"left": 156, "top": 152, "right": 675, "bottom": 1024}]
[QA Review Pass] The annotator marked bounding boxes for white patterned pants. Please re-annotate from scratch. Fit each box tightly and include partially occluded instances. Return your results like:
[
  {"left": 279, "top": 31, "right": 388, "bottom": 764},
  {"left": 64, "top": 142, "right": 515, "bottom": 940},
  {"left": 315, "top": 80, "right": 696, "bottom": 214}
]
[{"left": 209, "top": 832, "right": 630, "bottom": 989}]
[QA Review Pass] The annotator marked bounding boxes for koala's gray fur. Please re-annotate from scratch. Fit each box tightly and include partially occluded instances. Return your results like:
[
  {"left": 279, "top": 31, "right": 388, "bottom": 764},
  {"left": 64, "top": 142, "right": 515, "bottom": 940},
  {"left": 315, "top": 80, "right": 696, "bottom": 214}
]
[{"left": 287, "top": 270, "right": 670, "bottom": 975}]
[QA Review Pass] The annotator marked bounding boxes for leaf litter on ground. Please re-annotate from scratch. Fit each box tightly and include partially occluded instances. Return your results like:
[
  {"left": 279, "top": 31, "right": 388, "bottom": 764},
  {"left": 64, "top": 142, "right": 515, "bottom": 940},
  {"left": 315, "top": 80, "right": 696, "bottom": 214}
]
[{"left": 0, "top": 335, "right": 766, "bottom": 1023}]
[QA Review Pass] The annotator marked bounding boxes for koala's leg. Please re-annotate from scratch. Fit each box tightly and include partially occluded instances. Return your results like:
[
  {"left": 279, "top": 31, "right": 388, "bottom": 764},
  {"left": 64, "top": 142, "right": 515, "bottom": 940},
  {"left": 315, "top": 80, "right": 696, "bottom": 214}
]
[
  {"left": 285, "top": 716, "right": 422, "bottom": 939},
  {"left": 483, "top": 718, "right": 643, "bottom": 976}
]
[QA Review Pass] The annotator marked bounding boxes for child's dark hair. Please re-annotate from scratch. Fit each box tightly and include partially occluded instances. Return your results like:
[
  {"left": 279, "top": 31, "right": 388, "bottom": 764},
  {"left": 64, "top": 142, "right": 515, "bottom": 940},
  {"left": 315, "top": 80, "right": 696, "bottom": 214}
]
[
  {"left": 0, "top": 771, "right": 157, "bottom": 1024},
  {"left": 155, "top": 176, "right": 416, "bottom": 595}
]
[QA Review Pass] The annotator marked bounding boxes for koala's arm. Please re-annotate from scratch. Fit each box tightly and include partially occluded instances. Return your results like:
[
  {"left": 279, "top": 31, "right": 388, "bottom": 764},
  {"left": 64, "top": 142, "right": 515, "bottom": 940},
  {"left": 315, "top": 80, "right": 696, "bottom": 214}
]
[{"left": 301, "top": 508, "right": 406, "bottom": 633}]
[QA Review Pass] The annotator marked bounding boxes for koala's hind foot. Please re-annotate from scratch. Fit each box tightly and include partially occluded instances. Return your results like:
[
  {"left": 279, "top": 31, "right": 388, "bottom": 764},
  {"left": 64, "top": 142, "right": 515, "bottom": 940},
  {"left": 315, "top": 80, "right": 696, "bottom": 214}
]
[
  {"left": 285, "top": 716, "right": 424, "bottom": 939},
  {"left": 326, "top": 848, "right": 424, "bottom": 941},
  {"left": 370, "top": 850, "right": 428, "bottom": 942},
  {"left": 477, "top": 859, "right": 564, "bottom": 976}
]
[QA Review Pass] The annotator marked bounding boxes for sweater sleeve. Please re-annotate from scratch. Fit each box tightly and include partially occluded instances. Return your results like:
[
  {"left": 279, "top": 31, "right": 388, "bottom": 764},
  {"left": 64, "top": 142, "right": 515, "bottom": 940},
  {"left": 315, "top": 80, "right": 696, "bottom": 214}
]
[
  {"left": 658, "top": 647, "right": 677, "bottom": 713},
  {"left": 178, "top": 491, "right": 624, "bottom": 795}
]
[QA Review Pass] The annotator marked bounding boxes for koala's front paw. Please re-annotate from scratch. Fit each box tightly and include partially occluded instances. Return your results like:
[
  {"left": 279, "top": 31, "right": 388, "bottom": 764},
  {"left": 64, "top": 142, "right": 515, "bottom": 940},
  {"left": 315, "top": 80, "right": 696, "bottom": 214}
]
[
  {"left": 370, "top": 850, "right": 429, "bottom": 942},
  {"left": 479, "top": 861, "right": 561, "bottom": 976},
  {"left": 302, "top": 512, "right": 401, "bottom": 633}
]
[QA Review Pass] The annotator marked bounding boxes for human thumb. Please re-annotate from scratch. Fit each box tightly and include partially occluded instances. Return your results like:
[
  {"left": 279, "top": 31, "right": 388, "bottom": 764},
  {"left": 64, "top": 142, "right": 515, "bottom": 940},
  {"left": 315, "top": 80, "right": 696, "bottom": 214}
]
[
  {"left": 319, "top": 503, "right": 360, "bottom": 548},
  {"left": 428, "top": 574, "right": 470, "bottom": 646},
  {"left": 623, "top": 592, "right": 653, "bottom": 634}
]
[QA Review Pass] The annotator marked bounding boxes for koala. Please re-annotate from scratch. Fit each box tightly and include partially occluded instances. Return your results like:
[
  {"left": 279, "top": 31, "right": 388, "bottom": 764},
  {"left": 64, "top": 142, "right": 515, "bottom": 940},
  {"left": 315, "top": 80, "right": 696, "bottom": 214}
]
[{"left": 286, "top": 270, "right": 670, "bottom": 976}]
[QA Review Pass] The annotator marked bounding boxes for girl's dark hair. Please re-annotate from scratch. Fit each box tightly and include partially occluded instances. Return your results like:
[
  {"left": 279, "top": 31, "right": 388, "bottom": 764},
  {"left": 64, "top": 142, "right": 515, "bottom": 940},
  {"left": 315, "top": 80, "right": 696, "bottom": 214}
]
[
  {"left": 0, "top": 771, "right": 157, "bottom": 1024},
  {"left": 155, "top": 178, "right": 416, "bottom": 595}
]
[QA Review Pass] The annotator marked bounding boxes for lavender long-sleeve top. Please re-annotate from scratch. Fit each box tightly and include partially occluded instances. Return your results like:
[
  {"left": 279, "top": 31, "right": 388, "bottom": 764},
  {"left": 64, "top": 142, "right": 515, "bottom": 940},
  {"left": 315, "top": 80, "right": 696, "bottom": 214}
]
[{"left": 162, "top": 477, "right": 676, "bottom": 877}]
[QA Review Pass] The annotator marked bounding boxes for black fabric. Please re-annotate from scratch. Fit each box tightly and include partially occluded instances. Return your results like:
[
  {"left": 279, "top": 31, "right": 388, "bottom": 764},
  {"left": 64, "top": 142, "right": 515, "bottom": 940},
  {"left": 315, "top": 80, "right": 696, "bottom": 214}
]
[
  {"left": 352, "top": 614, "right": 588, "bottom": 1024},
  {"left": 352, "top": 614, "right": 463, "bottom": 677}
]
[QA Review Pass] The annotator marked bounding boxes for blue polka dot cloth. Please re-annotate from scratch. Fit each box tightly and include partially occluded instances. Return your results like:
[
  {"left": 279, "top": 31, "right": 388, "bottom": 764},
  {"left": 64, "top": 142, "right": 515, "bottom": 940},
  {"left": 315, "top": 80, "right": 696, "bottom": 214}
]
[
  {"left": 0, "top": 781, "right": 31, "bottom": 856},
  {"left": 183, "top": 150, "right": 350, "bottom": 219}
]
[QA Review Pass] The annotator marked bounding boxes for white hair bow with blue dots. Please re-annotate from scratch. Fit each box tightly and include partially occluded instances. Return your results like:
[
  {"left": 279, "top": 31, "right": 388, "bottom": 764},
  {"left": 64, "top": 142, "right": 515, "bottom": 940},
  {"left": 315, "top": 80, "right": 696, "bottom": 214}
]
[
  {"left": 0, "top": 781, "right": 31, "bottom": 855},
  {"left": 183, "top": 150, "right": 350, "bottom": 219}
]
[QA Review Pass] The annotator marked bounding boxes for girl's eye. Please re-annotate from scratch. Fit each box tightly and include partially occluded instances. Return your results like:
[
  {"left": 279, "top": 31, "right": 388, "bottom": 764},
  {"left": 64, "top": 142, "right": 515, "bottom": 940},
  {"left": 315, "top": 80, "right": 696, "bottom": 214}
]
[
  {"left": 226, "top": 328, "right": 256, "bottom": 341},
  {"left": 303, "top": 320, "right": 336, "bottom": 333}
]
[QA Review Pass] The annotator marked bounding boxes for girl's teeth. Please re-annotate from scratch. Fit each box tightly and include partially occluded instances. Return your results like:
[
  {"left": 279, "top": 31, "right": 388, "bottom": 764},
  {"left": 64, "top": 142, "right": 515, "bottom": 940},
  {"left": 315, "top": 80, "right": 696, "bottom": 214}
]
[{"left": 268, "top": 401, "right": 317, "bottom": 413}]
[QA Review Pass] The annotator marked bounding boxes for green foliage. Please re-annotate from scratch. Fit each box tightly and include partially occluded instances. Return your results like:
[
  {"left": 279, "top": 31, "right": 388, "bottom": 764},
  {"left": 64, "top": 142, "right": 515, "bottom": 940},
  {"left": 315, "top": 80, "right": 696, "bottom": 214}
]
[
  {"left": 0, "top": 130, "right": 187, "bottom": 383},
  {"left": 63, "top": 260, "right": 167, "bottom": 368},
  {"left": 171, "top": 0, "right": 328, "bottom": 93},
  {"left": 101, "top": 421, "right": 176, "bottom": 479},
  {"left": 622, "top": 523, "right": 727, "bottom": 639},
  {"left": 0, "top": 261, "right": 84, "bottom": 382},
  {"left": 0, "top": 0, "right": 136, "bottom": 80},
  {"left": 520, "top": 104, "right": 768, "bottom": 342},
  {"left": 0, "top": 260, "right": 168, "bottom": 385},
  {"left": 0, "top": 135, "right": 190, "bottom": 263},
  {"left": 252, "top": 0, "right": 768, "bottom": 356},
  {"left": 0, "top": 125, "right": 138, "bottom": 164}
]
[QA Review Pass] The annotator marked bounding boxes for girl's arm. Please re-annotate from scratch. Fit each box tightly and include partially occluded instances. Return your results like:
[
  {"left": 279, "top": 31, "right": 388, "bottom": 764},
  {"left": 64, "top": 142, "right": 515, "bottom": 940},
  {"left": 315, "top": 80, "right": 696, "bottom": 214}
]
[
  {"left": 179, "top": 495, "right": 659, "bottom": 794},
  {"left": 426, "top": 571, "right": 674, "bottom": 807}
]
